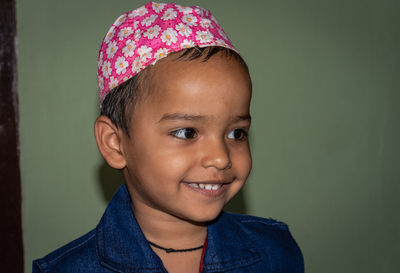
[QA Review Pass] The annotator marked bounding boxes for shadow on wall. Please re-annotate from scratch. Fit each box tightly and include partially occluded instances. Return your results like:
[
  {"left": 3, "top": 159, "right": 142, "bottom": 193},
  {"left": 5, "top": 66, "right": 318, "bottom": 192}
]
[
  {"left": 223, "top": 188, "right": 248, "bottom": 215},
  {"left": 97, "top": 161, "right": 248, "bottom": 215},
  {"left": 97, "top": 162, "right": 125, "bottom": 202}
]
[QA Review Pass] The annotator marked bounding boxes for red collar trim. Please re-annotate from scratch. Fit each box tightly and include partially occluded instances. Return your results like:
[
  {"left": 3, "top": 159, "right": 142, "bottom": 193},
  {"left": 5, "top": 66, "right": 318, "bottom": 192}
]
[{"left": 198, "top": 235, "right": 207, "bottom": 273}]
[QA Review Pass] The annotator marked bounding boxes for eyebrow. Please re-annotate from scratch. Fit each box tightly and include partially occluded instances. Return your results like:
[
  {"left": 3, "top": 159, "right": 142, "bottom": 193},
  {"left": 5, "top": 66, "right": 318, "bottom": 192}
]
[
  {"left": 235, "top": 115, "right": 252, "bottom": 121},
  {"left": 158, "top": 113, "right": 251, "bottom": 123},
  {"left": 158, "top": 113, "right": 204, "bottom": 123}
]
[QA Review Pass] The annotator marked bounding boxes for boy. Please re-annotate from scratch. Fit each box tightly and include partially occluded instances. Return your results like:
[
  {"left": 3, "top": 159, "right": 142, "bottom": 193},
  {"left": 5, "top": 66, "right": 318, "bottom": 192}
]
[{"left": 33, "top": 2, "right": 304, "bottom": 272}]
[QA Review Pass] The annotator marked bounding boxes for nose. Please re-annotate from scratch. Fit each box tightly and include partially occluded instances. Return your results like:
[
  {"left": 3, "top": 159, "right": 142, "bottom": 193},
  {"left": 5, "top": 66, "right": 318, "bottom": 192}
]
[{"left": 201, "top": 137, "right": 232, "bottom": 170}]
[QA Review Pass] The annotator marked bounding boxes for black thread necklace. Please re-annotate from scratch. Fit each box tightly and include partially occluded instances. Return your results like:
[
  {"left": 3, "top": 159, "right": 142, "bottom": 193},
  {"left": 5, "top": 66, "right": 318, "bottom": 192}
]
[{"left": 147, "top": 240, "right": 203, "bottom": 253}]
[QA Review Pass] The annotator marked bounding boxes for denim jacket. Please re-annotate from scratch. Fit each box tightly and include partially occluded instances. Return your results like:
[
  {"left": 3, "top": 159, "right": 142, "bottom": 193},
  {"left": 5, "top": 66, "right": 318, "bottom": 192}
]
[{"left": 33, "top": 185, "right": 304, "bottom": 272}]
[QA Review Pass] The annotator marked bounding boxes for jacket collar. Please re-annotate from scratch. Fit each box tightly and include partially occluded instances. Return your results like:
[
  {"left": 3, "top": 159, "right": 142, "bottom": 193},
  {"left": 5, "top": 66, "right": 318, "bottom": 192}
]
[
  {"left": 204, "top": 213, "right": 262, "bottom": 272},
  {"left": 96, "top": 185, "right": 262, "bottom": 272}
]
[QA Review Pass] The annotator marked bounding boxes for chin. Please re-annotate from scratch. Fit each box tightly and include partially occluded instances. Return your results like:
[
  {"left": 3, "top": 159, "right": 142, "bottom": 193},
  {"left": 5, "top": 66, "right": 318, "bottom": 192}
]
[{"left": 181, "top": 207, "right": 224, "bottom": 224}]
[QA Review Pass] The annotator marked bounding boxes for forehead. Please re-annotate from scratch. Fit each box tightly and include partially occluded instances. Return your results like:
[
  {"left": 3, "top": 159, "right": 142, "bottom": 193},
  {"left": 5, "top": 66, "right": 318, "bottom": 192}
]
[{"left": 142, "top": 53, "right": 252, "bottom": 115}]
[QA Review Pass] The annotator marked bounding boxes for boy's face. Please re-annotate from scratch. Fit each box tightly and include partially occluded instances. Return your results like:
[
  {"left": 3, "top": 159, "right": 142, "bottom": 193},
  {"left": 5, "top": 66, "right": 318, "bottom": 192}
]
[{"left": 120, "top": 53, "right": 252, "bottom": 223}]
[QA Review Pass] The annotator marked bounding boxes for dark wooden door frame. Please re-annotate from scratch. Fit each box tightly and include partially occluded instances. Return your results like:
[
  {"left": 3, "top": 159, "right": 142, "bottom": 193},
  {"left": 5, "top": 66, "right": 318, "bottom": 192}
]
[{"left": 0, "top": 0, "right": 24, "bottom": 271}]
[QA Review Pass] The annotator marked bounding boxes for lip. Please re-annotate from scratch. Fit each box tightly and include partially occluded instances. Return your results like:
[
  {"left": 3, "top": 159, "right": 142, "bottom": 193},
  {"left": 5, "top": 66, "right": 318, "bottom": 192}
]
[
  {"left": 188, "top": 180, "right": 229, "bottom": 185},
  {"left": 182, "top": 181, "right": 231, "bottom": 198}
]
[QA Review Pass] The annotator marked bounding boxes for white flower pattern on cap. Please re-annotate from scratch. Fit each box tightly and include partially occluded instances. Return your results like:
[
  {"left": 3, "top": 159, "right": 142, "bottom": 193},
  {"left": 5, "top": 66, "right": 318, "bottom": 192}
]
[
  {"left": 152, "top": 2, "right": 166, "bottom": 13},
  {"left": 98, "top": 76, "right": 104, "bottom": 90},
  {"left": 97, "top": 1, "right": 237, "bottom": 102},
  {"left": 141, "top": 14, "right": 157, "bottom": 26},
  {"left": 131, "top": 57, "right": 143, "bottom": 73},
  {"left": 200, "top": 19, "right": 213, "bottom": 29},
  {"left": 97, "top": 52, "right": 103, "bottom": 69},
  {"left": 162, "top": 8, "right": 177, "bottom": 20},
  {"left": 161, "top": 28, "right": 178, "bottom": 45},
  {"left": 175, "top": 23, "right": 192, "bottom": 37},
  {"left": 195, "top": 30, "right": 214, "bottom": 43},
  {"left": 154, "top": 48, "right": 169, "bottom": 60},
  {"left": 137, "top": 45, "right": 153, "bottom": 62},
  {"left": 122, "top": 40, "right": 136, "bottom": 57},
  {"left": 216, "top": 39, "right": 228, "bottom": 48},
  {"left": 181, "top": 39, "right": 195, "bottom": 48},
  {"left": 177, "top": 5, "right": 193, "bottom": 14},
  {"left": 104, "top": 26, "right": 116, "bottom": 43},
  {"left": 115, "top": 56, "right": 129, "bottom": 75},
  {"left": 133, "top": 29, "right": 142, "bottom": 41},
  {"left": 102, "top": 61, "right": 112, "bottom": 79},
  {"left": 106, "top": 41, "right": 118, "bottom": 59},
  {"left": 129, "top": 7, "right": 148, "bottom": 18},
  {"left": 113, "top": 14, "right": 127, "bottom": 27},
  {"left": 144, "top": 25, "right": 161, "bottom": 40},
  {"left": 182, "top": 15, "right": 197, "bottom": 26},
  {"left": 117, "top": 27, "right": 134, "bottom": 41},
  {"left": 108, "top": 76, "right": 119, "bottom": 89}
]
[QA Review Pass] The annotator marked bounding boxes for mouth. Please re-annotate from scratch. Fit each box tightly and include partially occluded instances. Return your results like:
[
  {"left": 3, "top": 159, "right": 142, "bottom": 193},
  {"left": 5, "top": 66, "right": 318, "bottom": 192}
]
[
  {"left": 182, "top": 180, "right": 233, "bottom": 197},
  {"left": 187, "top": 183, "right": 224, "bottom": 191}
]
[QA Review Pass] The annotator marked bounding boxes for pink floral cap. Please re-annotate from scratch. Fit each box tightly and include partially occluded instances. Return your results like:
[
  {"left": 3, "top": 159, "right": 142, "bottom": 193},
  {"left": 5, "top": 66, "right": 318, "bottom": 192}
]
[{"left": 97, "top": 1, "right": 237, "bottom": 102}]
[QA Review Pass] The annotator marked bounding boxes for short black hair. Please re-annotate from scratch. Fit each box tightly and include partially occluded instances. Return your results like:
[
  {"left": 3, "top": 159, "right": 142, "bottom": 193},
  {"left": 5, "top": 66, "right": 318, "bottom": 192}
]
[{"left": 100, "top": 46, "right": 249, "bottom": 135}]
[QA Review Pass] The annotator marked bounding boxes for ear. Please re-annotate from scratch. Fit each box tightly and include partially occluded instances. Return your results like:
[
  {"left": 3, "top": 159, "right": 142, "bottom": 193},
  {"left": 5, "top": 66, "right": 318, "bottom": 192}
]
[{"left": 94, "top": 116, "right": 127, "bottom": 169}]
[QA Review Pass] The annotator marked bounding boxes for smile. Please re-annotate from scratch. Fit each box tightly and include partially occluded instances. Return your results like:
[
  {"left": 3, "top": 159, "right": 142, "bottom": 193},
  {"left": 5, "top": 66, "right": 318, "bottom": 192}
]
[
  {"left": 183, "top": 180, "right": 232, "bottom": 198},
  {"left": 188, "top": 183, "right": 222, "bottom": 191}
]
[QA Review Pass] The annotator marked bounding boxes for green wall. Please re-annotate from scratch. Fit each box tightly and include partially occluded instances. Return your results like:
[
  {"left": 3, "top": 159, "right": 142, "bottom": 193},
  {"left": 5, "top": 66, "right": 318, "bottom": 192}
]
[{"left": 18, "top": 0, "right": 400, "bottom": 272}]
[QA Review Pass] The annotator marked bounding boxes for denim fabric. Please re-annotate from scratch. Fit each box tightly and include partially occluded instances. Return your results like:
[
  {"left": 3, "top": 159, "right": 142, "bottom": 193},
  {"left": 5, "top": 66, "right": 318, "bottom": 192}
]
[{"left": 33, "top": 185, "right": 304, "bottom": 272}]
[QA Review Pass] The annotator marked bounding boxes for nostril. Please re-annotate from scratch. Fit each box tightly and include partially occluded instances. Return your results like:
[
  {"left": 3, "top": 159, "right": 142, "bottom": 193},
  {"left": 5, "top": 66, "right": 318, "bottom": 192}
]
[{"left": 224, "top": 161, "right": 232, "bottom": 170}]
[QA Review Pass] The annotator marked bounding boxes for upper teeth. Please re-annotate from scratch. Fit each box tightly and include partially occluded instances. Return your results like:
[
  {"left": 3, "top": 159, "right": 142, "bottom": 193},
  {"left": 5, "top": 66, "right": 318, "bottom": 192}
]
[{"left": 189, "top": 183, "right": 221, "bottom": 191}]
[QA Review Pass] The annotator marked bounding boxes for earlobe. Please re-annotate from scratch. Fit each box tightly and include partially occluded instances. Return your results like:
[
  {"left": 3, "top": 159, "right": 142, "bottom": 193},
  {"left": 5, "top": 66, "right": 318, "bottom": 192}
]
[{"left": 94, "top": 116, "right": 127, "bottom": 169}]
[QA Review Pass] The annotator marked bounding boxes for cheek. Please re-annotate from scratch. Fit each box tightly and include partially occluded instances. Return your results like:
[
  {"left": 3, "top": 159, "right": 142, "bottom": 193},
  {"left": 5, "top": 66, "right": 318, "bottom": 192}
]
[
  {"left": 135, "top": 143, "right": 196, "bottom": 182},
  {"left": 232, "top": 146, "right": 252, "bottom": 179}
]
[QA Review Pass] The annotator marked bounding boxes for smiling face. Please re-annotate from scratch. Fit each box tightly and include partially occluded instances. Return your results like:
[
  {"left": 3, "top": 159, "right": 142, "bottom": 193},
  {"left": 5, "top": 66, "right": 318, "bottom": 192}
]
[{"left": 120, "top": 52, "right": 252, "bottom": 223}]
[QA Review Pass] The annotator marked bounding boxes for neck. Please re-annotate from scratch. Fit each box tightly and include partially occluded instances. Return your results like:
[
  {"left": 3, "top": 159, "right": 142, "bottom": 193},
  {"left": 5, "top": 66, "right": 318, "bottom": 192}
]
[{"left": 131, "top": 201, "right": 207, "bottom": 249}]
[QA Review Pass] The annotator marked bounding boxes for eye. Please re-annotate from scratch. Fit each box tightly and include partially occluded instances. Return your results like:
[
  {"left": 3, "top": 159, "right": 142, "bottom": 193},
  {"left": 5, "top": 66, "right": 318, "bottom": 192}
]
[
  {"left": 171, "top": 128, "right": 197, "bottom": 139},
  {"left": 228, "top": 129, "right": 248, "bottom": 141}
]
